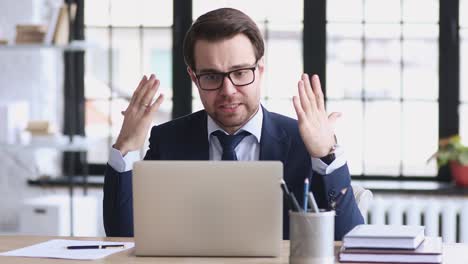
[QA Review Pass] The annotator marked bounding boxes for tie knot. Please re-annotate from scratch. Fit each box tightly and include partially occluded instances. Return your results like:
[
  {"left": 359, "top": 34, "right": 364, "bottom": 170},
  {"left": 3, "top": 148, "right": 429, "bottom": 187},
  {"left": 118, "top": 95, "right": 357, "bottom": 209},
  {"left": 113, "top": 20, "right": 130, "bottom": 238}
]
[{"left": 212, "top": 130, "right": 251, "bottom": 160}]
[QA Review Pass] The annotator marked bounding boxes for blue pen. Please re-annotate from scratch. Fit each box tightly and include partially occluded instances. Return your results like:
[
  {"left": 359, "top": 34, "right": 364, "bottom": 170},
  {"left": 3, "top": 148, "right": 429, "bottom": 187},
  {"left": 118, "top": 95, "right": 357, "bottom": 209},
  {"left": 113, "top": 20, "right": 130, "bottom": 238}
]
[{"left": 303, "top": 178, "right": 309, "bottom": 212}]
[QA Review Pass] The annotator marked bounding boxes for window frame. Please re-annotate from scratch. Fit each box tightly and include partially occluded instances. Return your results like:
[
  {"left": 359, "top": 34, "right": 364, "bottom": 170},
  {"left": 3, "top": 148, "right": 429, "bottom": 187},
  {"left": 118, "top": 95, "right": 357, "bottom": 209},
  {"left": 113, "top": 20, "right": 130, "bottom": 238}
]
[{"left": 74, "top": 0, "right": 461, "bottom": 182}]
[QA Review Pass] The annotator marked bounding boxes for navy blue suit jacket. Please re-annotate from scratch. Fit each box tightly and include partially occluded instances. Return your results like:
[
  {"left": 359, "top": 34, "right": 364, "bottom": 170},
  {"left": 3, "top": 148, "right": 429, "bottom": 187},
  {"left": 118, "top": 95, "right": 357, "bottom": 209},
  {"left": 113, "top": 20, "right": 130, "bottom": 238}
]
[{"left": 103, "top": 107, "right": 364, "bottom": 240}]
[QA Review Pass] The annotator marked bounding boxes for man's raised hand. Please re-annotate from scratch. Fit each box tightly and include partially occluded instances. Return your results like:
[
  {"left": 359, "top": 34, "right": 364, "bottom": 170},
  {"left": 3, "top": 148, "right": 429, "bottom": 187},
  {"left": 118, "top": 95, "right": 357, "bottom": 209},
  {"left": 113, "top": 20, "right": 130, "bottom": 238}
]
[
  {"left": 292, "top": 74, "right": 340, "bottom": 158},
  {"left": 114, "top": 74, "right": 164, "bottom": 156}
]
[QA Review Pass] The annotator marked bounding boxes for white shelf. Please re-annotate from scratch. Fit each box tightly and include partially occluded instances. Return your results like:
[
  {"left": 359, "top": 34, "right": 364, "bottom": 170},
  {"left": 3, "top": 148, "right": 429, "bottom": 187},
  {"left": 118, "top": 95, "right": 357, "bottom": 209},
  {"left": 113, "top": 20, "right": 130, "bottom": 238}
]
[
  {"left": 1, "top": 135, "right": 89, "bottom": 151},
  {"left": 0, "top": 41, "right": 89, "bottom": 51}
]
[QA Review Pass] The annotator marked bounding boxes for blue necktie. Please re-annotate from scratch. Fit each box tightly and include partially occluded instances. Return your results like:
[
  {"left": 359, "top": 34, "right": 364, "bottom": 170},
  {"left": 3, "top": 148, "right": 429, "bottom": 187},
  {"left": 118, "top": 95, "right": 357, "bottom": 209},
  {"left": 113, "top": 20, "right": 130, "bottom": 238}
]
[{"left": 212, "top": 130, "right": 251, "bottom": 160}]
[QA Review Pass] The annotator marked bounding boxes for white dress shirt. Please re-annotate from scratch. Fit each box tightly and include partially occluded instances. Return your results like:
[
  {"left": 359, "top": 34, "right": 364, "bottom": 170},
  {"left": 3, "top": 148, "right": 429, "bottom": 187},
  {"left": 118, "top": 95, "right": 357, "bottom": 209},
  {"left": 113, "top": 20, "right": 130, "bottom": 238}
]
[{"left": 108, "top": 108, "right": 347, "bottom": 174}]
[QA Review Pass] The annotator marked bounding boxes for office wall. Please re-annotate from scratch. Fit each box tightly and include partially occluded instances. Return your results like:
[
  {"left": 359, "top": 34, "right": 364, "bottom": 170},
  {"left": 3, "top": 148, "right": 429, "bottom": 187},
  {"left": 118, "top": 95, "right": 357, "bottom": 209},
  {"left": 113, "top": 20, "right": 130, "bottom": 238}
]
[
  {"left": 0, "top": 0, "right": 65, "bottom": 233},
  {"left": 0, "top": 0, "right": 63, "bottom": 126}
]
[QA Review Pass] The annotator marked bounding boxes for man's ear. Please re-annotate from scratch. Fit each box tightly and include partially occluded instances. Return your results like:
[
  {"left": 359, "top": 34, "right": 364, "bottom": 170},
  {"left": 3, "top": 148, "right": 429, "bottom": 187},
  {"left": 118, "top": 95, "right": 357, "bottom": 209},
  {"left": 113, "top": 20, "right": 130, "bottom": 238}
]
[
  {"left": 257, "top": 57, "right": 265, "bottom": 74},
  {"left": 187, "top": 67, "right": 198, "bottom": 84}
]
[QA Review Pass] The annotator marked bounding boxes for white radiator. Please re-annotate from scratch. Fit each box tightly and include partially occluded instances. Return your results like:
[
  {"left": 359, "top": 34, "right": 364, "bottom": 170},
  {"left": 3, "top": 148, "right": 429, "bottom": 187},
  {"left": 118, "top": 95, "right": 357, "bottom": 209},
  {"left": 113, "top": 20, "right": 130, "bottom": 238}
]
[{"left": 367, "top": 195, "right": 468, "bottom": 243}]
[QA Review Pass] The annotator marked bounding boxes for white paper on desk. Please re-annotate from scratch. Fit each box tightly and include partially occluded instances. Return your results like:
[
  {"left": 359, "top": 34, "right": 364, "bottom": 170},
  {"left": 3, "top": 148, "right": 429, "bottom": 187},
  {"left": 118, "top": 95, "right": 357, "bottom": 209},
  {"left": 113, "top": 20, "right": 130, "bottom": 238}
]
[{"left": 0, "top": 239, "right": 134, "bottom": 260}]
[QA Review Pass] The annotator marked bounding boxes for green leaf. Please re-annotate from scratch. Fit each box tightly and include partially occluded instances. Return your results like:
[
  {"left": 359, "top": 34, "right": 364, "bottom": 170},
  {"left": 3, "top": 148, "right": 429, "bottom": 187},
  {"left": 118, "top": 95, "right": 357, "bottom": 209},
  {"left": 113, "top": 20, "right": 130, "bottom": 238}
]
[{"left": 459, "top": 151, "right": 468, "bottom": 166}]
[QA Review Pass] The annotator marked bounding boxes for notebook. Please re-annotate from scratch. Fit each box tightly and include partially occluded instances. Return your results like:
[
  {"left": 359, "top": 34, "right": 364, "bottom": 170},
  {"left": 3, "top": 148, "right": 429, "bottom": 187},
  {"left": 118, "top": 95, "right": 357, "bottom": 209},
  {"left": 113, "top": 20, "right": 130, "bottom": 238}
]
[
  {"left": 339, "top": 236, "right": 442, "bottom": 263},
  {"left": 343, "top": 224, "right": 425, "bottom": 249}
]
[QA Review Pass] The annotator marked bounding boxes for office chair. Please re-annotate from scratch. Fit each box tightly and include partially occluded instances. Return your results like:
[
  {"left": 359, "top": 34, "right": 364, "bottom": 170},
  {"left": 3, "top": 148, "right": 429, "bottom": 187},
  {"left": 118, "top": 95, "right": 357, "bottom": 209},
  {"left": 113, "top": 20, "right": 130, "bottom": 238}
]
[{"left": 351, "top": 184, "right": 373, "bottom": 223}]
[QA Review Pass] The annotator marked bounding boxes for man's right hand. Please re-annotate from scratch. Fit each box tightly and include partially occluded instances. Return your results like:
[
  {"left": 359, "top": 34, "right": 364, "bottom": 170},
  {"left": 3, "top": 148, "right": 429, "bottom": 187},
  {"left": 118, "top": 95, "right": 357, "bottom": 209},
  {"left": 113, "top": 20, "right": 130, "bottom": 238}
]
[{"left": 114, "top": 74, "right": 164, "bottom": 156}]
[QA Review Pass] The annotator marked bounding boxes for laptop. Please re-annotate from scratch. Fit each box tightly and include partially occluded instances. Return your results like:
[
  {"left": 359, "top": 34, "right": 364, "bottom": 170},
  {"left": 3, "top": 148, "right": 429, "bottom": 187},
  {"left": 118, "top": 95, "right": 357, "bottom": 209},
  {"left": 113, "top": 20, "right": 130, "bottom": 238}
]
[{"left": 132, "top": 161, "right": 283, "bottom": 257}]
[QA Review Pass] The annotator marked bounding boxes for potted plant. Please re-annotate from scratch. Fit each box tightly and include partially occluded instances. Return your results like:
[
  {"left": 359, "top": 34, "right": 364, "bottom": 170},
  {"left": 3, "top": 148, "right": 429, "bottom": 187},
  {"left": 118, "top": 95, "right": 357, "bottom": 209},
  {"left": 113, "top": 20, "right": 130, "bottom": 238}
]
[{"left": 429, "top": 135, "right": 468, "bottom": 187}]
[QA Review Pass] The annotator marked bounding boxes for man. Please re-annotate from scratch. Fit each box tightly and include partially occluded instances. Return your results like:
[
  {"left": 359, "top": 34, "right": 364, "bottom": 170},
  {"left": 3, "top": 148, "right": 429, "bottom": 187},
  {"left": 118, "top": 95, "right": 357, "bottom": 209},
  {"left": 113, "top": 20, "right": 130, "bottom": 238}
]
[{"left": 104, "top": 8, "right": 364, "bottom": 240}]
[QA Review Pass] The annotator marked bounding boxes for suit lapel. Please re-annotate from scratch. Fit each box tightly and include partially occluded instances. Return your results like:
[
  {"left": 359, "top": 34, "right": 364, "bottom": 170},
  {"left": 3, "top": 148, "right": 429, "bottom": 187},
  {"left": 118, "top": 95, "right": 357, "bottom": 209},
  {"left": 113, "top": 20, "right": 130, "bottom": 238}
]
[
  {"left": 259, "top": 107, "right": 290, "bottom": 162},
  {"left": 182, "top": 111, "right": 210, "bottom": 160}
]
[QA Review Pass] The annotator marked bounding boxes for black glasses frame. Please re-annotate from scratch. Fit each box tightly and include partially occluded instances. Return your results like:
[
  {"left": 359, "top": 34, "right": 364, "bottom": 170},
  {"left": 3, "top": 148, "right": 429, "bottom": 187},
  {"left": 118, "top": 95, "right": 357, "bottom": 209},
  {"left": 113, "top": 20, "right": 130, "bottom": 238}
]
[{"left": 195, "top": 64, "right": 258, "bottom": 91}]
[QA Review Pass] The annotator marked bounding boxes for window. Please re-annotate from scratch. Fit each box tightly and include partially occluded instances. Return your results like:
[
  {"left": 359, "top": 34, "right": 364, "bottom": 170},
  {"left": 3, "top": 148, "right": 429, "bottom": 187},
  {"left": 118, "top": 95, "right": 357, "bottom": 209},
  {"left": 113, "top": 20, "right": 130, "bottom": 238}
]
[
  {"left": 80, "top": 0, "right": 464, "bottom": 181},
  {"left": 192, "top": 0, "right": 303, "bottom": 118},
  {"left": 84, "top": 0, "right": 173, "bottom": 165},
  {"left": 461, "top": 0, "right": 468, "bottom": 146},
  {"left": 326, "top": 0, "right": 439, "bottom": 177}
]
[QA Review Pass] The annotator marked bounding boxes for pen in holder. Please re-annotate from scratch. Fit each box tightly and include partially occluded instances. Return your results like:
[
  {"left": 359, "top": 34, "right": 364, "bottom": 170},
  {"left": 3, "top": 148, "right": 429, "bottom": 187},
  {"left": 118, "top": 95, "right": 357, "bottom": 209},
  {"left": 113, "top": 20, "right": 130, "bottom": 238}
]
[{"left": 289, "top": 210, "right": 335, "bottom": 264}]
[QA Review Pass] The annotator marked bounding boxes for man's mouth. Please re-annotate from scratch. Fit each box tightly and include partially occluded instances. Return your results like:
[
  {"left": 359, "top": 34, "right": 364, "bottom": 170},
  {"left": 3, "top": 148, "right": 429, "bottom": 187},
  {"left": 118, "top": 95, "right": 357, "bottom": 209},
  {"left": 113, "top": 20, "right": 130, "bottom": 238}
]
[{"left": 219, "top": 103, "right": 241, "bottom": 112}]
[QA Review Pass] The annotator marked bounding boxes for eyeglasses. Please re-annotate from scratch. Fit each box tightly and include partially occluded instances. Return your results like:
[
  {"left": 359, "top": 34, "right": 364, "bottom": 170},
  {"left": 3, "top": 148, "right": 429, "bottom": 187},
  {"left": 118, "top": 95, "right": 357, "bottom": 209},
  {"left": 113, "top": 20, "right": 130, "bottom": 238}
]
[{"left": 195, "top": 64, "right": 257, "bottom": 91}]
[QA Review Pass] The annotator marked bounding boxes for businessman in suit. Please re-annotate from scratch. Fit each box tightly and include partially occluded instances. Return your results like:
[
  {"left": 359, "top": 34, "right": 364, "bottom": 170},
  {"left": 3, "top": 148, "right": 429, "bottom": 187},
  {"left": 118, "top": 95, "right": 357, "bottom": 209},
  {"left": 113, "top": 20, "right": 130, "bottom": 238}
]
[{"left": 104, "top": 7, "right": 364, "bottom": 240}]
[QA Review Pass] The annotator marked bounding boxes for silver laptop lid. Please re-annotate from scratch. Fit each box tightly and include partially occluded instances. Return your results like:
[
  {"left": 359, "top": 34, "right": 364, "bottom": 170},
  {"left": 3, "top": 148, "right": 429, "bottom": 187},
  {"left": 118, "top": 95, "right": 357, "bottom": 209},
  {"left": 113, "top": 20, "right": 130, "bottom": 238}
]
[{"left": 133, "top": 161, "right": 283, "bottom": 257}]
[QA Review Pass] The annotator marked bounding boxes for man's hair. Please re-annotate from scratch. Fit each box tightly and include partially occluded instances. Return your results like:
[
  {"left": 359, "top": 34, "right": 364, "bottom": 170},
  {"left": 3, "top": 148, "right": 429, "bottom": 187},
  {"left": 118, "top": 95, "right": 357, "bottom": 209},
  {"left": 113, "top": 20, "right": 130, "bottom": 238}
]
[{"left": 183, "top": 8, "right": 265, "bottom": 70}]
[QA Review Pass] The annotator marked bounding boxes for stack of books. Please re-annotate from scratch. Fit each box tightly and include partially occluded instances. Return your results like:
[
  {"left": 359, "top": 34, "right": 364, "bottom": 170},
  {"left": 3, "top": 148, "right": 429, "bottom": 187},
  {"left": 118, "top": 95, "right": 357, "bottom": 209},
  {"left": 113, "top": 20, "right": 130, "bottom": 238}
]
[
  {"left": 26, "top": 121, "right": 56, "bottom": 136},
  {"left": 339, "top": 225, "right": 442, "bottom": 263},
  {"left": 15, "top": 24, "right": 47, "bottom": 44}
]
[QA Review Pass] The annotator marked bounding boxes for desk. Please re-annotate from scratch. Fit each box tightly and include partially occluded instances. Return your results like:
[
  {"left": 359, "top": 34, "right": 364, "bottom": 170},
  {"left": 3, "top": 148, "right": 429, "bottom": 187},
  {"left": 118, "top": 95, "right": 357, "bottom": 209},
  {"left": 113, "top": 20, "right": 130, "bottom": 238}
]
[{"left": 0, "top": 236, "right": 467, "bottom": 263}]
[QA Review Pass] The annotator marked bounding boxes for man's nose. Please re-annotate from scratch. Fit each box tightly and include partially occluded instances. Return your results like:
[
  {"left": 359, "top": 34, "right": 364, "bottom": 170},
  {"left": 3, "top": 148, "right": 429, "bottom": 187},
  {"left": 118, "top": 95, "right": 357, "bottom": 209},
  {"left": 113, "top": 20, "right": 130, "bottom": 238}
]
[{"left": 218, "top": 76, "right": 237, "bottom": 96}]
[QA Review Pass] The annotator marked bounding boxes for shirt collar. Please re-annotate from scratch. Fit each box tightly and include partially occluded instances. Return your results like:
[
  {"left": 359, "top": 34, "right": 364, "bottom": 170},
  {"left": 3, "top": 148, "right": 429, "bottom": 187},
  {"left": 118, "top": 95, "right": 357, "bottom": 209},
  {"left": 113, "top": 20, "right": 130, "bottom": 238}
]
[{"left": 207, "top": 105, "right": 263, "bottom": 143}]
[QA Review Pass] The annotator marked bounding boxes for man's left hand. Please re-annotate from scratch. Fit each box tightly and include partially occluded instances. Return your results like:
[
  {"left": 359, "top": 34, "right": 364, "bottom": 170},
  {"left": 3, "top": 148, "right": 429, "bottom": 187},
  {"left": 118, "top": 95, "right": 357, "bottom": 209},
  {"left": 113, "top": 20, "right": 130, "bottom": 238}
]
[{"left": 293, "top": 74, "right": 340, "bottom": 158}]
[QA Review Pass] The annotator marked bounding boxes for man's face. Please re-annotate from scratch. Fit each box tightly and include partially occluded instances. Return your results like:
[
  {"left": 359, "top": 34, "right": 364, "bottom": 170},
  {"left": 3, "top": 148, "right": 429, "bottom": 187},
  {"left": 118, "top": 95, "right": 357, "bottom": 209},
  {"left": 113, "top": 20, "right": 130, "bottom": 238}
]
[{"left": 188, "top": 34, "right": 264, "bottom": 134}]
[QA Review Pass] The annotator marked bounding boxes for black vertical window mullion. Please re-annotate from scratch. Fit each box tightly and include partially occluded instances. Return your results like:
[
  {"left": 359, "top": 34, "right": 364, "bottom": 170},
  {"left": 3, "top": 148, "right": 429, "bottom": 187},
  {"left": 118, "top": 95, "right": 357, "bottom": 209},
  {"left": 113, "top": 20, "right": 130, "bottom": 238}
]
[
  {"left": 63, "top": 0, "right": 86, "bottom": 177},
  {"left": 303, "top": 0, "right": 326, "bottom": 95},
  {"left": 172, "top": 0, "right": 192, "bottom": 118},
  {"left": 438, "top": 0, "right": 460, "bottom": 181}
]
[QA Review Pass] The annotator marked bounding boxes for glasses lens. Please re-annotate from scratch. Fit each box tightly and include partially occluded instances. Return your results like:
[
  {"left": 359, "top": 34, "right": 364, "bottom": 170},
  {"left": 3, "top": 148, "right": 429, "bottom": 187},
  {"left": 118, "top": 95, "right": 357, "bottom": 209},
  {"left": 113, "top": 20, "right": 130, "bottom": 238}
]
[
  {"left": 199, "top": 73, "right": 223, "bottom": 90},
  {"left": 229, "top": 69, "right": 254, "bottom": 86}
]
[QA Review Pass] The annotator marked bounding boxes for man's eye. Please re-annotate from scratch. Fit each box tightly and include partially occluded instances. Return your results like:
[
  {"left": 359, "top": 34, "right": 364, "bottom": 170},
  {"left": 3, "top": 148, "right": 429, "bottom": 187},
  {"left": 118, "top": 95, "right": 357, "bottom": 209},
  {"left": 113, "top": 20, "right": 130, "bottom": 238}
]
[
  {"left": 234, "top": 70, "right": 249, "bottom": 77},
  {"left": 203, "top": 74, "right": 221, "bottom": 81}
]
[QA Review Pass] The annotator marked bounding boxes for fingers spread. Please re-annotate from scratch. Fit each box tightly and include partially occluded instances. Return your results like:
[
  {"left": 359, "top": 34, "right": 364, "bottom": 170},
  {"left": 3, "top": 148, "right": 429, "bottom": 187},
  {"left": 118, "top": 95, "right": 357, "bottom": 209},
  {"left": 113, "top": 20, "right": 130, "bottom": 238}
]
[
  {"left": 311, "top": 74, "right": 325, "bottom": 111},
  {"left": 130, "top": 75, "right": 148, "bottom": 106},
  {"left": 149, "top": 94, "right": 165, "bottom": 113},
  {"left": 141, "top": 78, "right": 160, "bottom": 108},
  {"left": 134, "top": 74, "right": 156, "bottom": 106},
  {"left": 293, "top": 95, "right": 306, "bottom": 121},
  {"left": 302, "top": 74, "right": 318, "bottom": 112},
  {"left": 298, "top": 80, "right": 311, "bottom": 114}
]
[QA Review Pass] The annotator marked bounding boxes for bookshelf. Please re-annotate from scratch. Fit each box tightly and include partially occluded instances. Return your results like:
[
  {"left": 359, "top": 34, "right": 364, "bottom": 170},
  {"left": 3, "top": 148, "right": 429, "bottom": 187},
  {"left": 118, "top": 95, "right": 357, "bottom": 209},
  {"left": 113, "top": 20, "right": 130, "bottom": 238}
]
[{"left": 0, "top": 40, "right": 89, "bottom": 51}]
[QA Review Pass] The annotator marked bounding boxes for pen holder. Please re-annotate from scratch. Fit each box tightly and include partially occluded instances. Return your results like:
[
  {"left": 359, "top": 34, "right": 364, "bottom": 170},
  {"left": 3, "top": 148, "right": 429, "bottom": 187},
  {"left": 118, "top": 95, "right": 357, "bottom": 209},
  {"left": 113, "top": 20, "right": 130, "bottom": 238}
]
[{"left": 289, "top": 210, "right": 335, "bottom": 264}]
